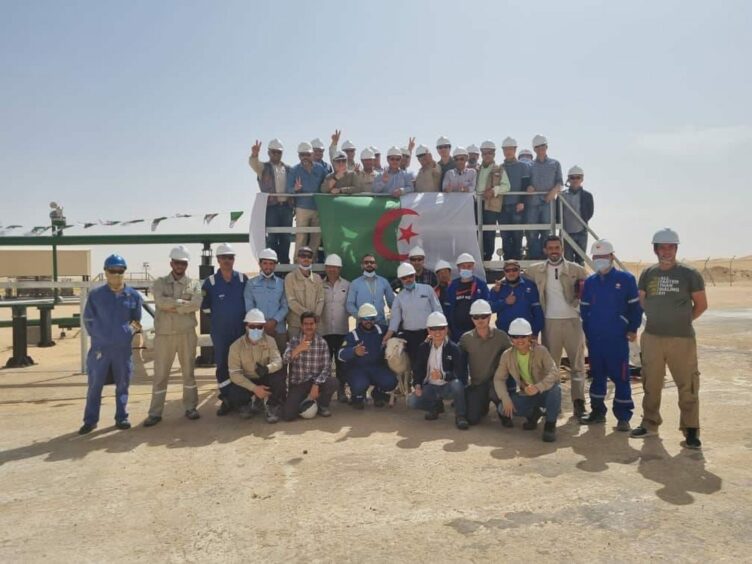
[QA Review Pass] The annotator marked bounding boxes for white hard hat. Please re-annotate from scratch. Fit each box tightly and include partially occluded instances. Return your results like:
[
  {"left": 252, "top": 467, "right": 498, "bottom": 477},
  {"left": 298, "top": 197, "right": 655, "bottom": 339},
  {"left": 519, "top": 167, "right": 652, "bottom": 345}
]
[
  {"left": 297, "top": 142, "right": 313, "bottom": 153},
  {"left": 324, "top": 253, "right": 342, "bottom": 267},
  {"left": 357, "top": 303, "right": 378, "bottom": 318},
  {"left": 310, "top": 138, "right": 325, "bottom": 150},
  {"left": 216, "top": 243, "right": 236, "bottom": 256},
  {"left": 408, "top": 246, "right": 425, "bottom": 258},
  {"left": 436, "top": 136, "right": 451, "bottom": 147},
  {"left": 501, "top": 137, "right": 518, "bottom": 148},
  {"left": 258, "top": 248, "right": 279, "bottom": 262},
  {"left": 434, "top": 259, "right": 452, "bottom": 272},
  {"left": 426, "top": 311, "right": 448, "bottom": 328},
  {"left": 332, "top": 150, "right": 347, "bottom": 162},
  {"left": 244, "top": 308, "right": 266, "bottom": 324},
  {"left": 386, "top": 146, "right": 402, "bottom": 157},
  {"left": 400, "top": 146, "right": 410, "bottom": 156},
  {"left": 519, "top": 149, "right": 533, "bottom": 157},
  {"left": 456, "top": 252, "right": 475, "bottom": 265},
  {"left": 532, "top": 134, "right": 548, "bottom": 148},
  {"left": 652, "top": 228, "right": 680, "bottom": 245},
  {"left": 397, "top": 262, "right": 417, "bottom": 278},
  {"left": 299, "top": 399, "right": 318, "bottom": 419},
  {"left": 360, "top": 147, "right": 375, "bottom": 160},
  {"left": 467, "top": 144, "right": 480, "bottom": 154},
  {"left": 169, "top": 245, "right": 190, "bottom": 262},
  {"left": 469, "top": 299, "right": 492, "bottom": 316},
  {"left": 370, "top": 145, "right": 380, "bottom": 155},
  {"left": 509, "top": 317, "right": 533, "bottom": 336},
  {"left": 591, "top": 239, "right": 614, "bottom": 255},
  {"left": 415, "top": 145, "right": 430, "bottom": 156},
  {"left": 342, "top": 140, "right": 356, "bottom": 150},
  {"left": 568, "top": 165, "right": 584, "bottom": 176},
  {"left": 480, "top": 140, "right": 496, "bottom": 151},
  {"left": 452, "top": 146, "right": 469, "bottom": 157},
  {"left": 268, "top": 138, "right": 284, "bottom": 151}
]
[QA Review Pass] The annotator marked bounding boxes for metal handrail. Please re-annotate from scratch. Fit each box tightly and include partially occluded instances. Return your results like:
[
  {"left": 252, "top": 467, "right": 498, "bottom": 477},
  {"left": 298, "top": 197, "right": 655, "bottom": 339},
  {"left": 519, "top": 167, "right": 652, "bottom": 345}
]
[{"left": 557, "top": 196, "right": 625, "bottom": 271}]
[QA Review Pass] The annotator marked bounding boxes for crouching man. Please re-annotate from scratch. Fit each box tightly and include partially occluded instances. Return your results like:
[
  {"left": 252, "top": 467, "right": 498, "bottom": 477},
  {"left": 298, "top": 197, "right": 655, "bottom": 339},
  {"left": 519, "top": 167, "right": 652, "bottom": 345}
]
[
  {"left": 339, "top": 303, "right": 398, "bottom": 409},
  {"left": 226, "top": 309, "right": 286, "bottom": 422},
  {"left": 493, "top": 317, "right": 561, "bottom": 442},
  {"left": 408, "top": 311, "right": 469, "bottom": 430}
]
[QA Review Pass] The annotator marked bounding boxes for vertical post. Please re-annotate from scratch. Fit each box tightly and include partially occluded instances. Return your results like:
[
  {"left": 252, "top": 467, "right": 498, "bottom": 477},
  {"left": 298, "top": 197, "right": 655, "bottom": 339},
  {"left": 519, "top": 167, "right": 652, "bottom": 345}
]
[
  {"left": 5, "top": 305, "right": 34, "bottom": 368},
  {"left": 196, "top": 241, "right": 215, "bottom": 367},
  {"left": 476, "top": 194, "right": 484, "bottom": 261},
  {"left": 38, "top": 305, "right": 55, "bottom": 347}
]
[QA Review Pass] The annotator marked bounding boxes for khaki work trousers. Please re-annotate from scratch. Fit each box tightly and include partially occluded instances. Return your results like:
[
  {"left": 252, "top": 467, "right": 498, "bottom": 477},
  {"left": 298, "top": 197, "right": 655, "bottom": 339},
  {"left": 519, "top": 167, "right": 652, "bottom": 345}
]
[
  {"left": 542, "top": 317, "right": 586, "bottom": 401},
  {"left": 294, "top": 208, "right": 320, "bottom": 255},
  {"left": 149, "top": 332, "right": 198, "bottom": 417},
  {"left": 639, "top": 332, "right": 700, "bottom": 433}
]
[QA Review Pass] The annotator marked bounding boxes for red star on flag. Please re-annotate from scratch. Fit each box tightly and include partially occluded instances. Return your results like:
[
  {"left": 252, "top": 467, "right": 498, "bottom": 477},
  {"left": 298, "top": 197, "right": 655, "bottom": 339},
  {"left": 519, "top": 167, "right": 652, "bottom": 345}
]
[{"left": 398, "top": 223, "right": 419, "bottom": 244}]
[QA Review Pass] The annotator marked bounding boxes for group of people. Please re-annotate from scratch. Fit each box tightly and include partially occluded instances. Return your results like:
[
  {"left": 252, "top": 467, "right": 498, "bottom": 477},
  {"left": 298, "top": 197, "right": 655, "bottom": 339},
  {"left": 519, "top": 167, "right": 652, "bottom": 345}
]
[
  {"left": 79, "top": 225, "right": 708, "bottom": 449},
  {"left": 250, "top": 132, "right": 594, "bottom": 265}
]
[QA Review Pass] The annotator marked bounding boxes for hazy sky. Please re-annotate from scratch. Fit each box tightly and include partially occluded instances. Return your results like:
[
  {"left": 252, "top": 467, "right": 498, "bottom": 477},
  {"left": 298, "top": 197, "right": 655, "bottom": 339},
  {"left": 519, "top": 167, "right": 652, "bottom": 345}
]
[{"left": 2, "top": 0, "right": 750, "bottom": 277}]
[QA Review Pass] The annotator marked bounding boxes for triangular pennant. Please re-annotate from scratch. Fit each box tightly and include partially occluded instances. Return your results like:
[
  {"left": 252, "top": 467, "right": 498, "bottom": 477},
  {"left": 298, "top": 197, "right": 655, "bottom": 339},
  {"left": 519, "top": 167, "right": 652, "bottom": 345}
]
[
  {"left": 175, "top": 213, "right": 192, "bottom": 218},
  {"left": 229, "top": 211, "right": 243, "bottom": 228},
  {"left": 83, "top": 222, "right": 96, "bottom": 229},
  {"left": 6, "top": 225, "right": 22, "bottom": 229},
  {"left": 121, "top": 219, "right": 145, "bottom": 226},
  {"left": 100, "top": 220, "right": 120, "bottom": 226},
  {"left": 203, "top": 213, "right": 219, "bottom": 225},
  {"left": 151, "top": 217, "right": 168, "bottom": 232}
]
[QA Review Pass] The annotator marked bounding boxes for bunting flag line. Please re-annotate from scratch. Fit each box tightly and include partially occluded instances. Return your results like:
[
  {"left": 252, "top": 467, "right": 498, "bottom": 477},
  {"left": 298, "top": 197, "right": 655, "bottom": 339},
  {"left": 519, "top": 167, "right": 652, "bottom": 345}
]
[
  {"left": 229, "top": 211, "right": 243, "bottom": 228},
  {"left": 175, "top": 213, "right": 192, "bottom": 218},
  {"left": 151, "top": 217, "right": 168, "bottom": 232},
  {"left": 203, "top": 213, "right": 219, "bottom": 225},
  {"left": 99, "top": 220, "right": 121, "bottom": 226},
  {"left": 121, "top": 219, "right": 145, "bottom": 226}
]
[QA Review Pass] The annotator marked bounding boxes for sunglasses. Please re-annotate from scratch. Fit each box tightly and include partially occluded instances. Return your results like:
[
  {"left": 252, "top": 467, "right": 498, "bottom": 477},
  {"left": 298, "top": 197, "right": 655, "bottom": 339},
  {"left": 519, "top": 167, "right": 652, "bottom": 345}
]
[
  {"left": 428, "top": 326, "right": 447, "bottom": 331},
  {"left": 247, "top": 324, "right": 265, "bottom": 330},
  {"left": 568, "top": 175, "right": 583, "bottom": 180},
  {"left": 106, "top": 269, "right": 125, "bottom": 275},
  {"left": 510, "top": 335, "right": 529, "bottom": 340},
  {"left": 471, "top": 314, "right": 491, "bottom": 320},
  {"left": 363, "top": 260, "right": 376, "bottom": 265},
  {"left": 217, "top": 255, "right": 235, "bottom": 260},
  {"left": 361, "top": 316, "right": 377, "bottom": 322},
  {"left": 504, "top": 268, "right": 520, "bottom": 273}
]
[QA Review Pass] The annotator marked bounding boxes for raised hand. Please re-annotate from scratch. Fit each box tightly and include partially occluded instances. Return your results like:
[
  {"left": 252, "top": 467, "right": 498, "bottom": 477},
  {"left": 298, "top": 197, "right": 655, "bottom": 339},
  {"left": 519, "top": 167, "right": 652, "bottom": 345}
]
[
  {"left": 331, "top": 129, "right": 341, "bottom": 144},
  {"left": 251, "top": 140, "right": 262, "bottom": 158}
]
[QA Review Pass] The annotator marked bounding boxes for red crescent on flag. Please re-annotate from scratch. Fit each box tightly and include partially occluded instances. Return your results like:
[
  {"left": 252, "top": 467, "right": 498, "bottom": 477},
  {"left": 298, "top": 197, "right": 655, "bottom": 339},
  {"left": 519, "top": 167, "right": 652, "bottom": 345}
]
[{"left": 373, "top": 208, "right": 418, "bottom": 261}]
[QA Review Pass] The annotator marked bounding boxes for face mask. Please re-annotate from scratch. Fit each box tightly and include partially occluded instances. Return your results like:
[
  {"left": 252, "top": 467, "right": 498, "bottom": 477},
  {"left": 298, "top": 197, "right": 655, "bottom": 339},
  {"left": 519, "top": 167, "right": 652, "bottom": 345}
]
[
  {"left": 593, "top": 258, "right": 612, "bottom": 273},
  {"left": 403, "top": 282, "right": 416, "bottom": 290},
  {"left": 105, "top": 272, "right": 125, "bottom": 290},
  {"left": 460, "top": 269, "right": 473, "bottom": 280},
  {"left": 261, "top": 271, "right": 275, "bottom": 279},
  {"left": 363, "top": 270, "right": 376, "bottom": 278},
  {"left": 299, "top": 264, "right": 312, "bottom": 271},
  {"left": 248, "top": 328, "right": 264, "bottom": 342}
]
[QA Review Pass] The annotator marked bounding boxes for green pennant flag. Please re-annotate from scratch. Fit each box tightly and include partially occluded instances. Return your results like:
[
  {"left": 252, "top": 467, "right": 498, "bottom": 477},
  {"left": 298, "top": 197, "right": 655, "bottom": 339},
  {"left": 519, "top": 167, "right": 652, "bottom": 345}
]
[
  {"left": 83, "top": 222, "right": 96, "bottom": 229},
  {"left": 229, "top": 211, "right": 243, "bottom": 227},
  {"left": 315, "top": 195, "right": 401, "bottom": 280}
]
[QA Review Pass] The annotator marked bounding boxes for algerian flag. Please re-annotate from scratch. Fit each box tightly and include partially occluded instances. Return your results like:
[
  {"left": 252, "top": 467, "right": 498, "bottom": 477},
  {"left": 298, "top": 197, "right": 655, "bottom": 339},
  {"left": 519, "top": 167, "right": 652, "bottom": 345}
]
[
  {"left": 248, "top": 194, "right": 268, "bottom": 265},
  {"left": 229, "top": 211, "right": 243, "bottom": 228}
]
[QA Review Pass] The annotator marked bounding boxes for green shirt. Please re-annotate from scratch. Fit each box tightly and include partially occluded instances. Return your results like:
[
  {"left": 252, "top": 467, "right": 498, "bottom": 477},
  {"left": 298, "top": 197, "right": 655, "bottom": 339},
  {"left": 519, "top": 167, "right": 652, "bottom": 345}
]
[
  {"left": 638, "top": 263, "right": 705, "bottom": 337},
  {"left": 516, "top": 350, "right": 533, "bottom": 385},
  {"left": 476, "top": 162, "right": 493, "bottom": 194}
]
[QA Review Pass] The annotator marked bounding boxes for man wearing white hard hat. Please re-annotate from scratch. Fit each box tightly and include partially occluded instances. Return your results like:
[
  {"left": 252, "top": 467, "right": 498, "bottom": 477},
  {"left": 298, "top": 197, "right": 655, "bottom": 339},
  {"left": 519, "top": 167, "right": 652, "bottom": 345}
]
[
  {"left": 286, "top": 141, "right": 328, "bottom": 255},
  {"left": 370, "top": 145, "right": 383, "bottom": 173},
  {"left": 631, "top": 229, "right": 707, "bottom": 449},
  {"left": 346, "top": 253, "right": 395, "bottom": 326},
  {"left": 560, "top": 165, "right": 594, "bottom": 265},
  {"left": 355, "top": 147, "right": 378, "bottom": 192},
  {"left": 518, "top": 149, "right": 533, "bottom": 163},
  {"left": 201, "top": 243, "right": 249, "bottom": 415},
  {"left": 435, "top": 136, "right": 456, "bottom": 188},
  {"left": 321, "top": 254, "right": 351, "bottom": 403},
  {"left": 466, "top": 144, "right": 480, "bottom": 170},
  {"left": 414, "top": 145, "right": 441, "bottom": 193},
  {"left": 400, "top": 138, "right": 415, "bottom": 171},
  {"left": 442, "top": 147, "right": 476, "bottom": 193},
  {"left": 329, "top": 130, "right": 357, "bottom": 172},
  {"left": 391, "top": 245, "right": 438, "bottom": 292},
  {"left": 372, "top": 146, "right": 415, "bottom": 196},
  {"left": 493, "top": 317, "right": 561, "bottom": 442},
  {"left": 322, "top": 151, "right": 359, "bottom": 195},
  {"left": 446, "top": 253, "right": 490, "bottom": 341},
  {"left": 244, "top": 247, "right": 289, "bottom": 355},
  {"left": 580, "top": 240, "right": 642, "bottom": 431},
  {"left": 476, "top": 140, "right": 511, "bottom": 261},
  {"left": 225, "top": 309, "right": 285, "bottom": 422},
  {"left": 310, "top": 138, "right": 333, "bottom": 174},
  {"left": 285, "top": 246, "right": 325, "bottom": 338},
  {"left": 249, "top": 138, "right": 294, "bottom": 264},
  {"left": 500, "top": 137, "right": 531, "bottom": 260},
  {"left": 339, "top": 303, "right": 398, "bottom": 409},
  {"left": 526, "top": 134, "right": 563, "bottom": 260},
  {"left": 384, "top": 262, "right": 442, "bottom": 378},
  {"left": 144, "top": 245, "right": 204, "bottom": 427},
  {"left": 460, "top": 299, "right": 512, "bottom": 426},
  {"left": 433, "top": 260, "right": 453, "bottom": 319},
  {"left": 408, "top": 311, "right": 469, "bottom": 430}
]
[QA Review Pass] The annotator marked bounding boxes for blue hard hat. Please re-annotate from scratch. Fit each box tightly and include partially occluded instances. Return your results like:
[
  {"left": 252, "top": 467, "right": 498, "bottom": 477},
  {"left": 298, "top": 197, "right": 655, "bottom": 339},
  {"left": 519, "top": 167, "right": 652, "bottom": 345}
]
[{"left": 104, "top": 254, "right": 127, "bottom": 270}]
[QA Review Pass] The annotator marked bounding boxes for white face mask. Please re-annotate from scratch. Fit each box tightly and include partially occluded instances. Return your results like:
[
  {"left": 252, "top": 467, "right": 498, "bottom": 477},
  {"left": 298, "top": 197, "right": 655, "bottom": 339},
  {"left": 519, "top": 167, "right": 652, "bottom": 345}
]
[
  {"left": 299, "top": 264, "right": 312, "bottom": 271},
  {"left": 261, "top": 271, "right": 275, "bottom": 279},
  {"left": 593, "top": 258, "right": 612, "bottom": 273},
  {"left": 363, "top": 270, "right": 376, "bottom": 278},
  {"left": 460, "top": 269, "right": 473, "bottom": 280},
  {"left": 248, "top": 328, "right": 264, "bottom": 342},
  {"left": 105, "top": 271, "right": 125, "bottom": 291}
]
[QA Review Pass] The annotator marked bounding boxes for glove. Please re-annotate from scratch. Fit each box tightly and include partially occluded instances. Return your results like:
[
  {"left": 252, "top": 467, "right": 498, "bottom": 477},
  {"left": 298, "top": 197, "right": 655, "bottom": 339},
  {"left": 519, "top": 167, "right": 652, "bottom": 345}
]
[{"left": 255, "top": 362, "right": 270, "bottom": 379}]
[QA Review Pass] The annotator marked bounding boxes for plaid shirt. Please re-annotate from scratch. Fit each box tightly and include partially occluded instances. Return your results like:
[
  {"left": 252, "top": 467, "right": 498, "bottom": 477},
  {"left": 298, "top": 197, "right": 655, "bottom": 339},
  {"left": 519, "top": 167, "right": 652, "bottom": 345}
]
[{"left": 283, "top": 333, "right": 331, "bottom": 385}]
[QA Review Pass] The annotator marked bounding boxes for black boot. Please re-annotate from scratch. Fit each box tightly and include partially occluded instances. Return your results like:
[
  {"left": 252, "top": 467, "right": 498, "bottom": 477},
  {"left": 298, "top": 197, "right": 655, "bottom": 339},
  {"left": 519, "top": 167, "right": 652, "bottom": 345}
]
[
  {"left": 337, "top": 382, "right": 349, "bottom": 404},
  {"left": 685, "top": 428, "right": 702, "bottom": 449},
  {"left": 573, "top": 399, "right": 587, "bottom": 419},
  {"left": 542, "top": 421, "right": 557, "bottom": 442},
  {"left": 580, "top": 410, "right": 606, "bottom": 424},
  {"left": 523, "top": 407, "right": 543, "bottom": 430},
  {"left": 216, "top": 400, "right": 232, "bottom": 416}
]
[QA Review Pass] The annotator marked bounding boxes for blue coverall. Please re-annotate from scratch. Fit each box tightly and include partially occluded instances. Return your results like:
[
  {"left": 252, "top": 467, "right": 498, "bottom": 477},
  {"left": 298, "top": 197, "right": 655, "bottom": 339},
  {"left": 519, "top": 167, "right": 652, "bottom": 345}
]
[
  {"left": 338, "top": 324, "right": 397, "bottom": 402},
  {"left": 201, "top": 271, "right": 247, "bottom": 395},
  {"left": 580, "top": 268, "right": 642, "bottom": 421},
  {"left": 82, "top": 284, "right": 143, "bottom": 426},
  {"left": 489, "top": 277, "right": 544, "bottom": 335},
  {"left": 446, "top": 276, "right": 490, "bottom": 341}
]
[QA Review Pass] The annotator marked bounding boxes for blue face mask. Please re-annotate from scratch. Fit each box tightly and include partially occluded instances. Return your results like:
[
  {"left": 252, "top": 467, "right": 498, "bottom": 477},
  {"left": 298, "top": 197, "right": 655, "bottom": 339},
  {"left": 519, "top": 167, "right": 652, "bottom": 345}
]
[
  {"left": 248, "top": 328, "right": 264, "bottom": 342},
  {"left": 403, "top": 282, "right": 416, "bottom": 290},
  {"left": 593, "top": 258, "right": 612, "bottom": 273},
  {"left": 460, "top": 269, "right": 473, "bottom": 280}
]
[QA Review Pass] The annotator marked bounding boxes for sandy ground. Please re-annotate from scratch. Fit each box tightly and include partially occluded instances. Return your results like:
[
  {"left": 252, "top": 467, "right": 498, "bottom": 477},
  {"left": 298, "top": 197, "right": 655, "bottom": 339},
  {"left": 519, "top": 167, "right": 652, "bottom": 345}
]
[{"left": 1, "top": 286, "right": 751, "bottom": 562}]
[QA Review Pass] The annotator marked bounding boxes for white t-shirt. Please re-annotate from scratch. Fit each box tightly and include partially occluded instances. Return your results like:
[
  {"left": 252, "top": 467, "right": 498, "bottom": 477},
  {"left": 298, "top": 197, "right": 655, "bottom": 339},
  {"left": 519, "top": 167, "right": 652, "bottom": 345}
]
[
  {"left": 545, "top": 263, "right": 578, "bottom": 319},
  {"left": 427, "top": 342, "right": 447, "bottom": 386}
]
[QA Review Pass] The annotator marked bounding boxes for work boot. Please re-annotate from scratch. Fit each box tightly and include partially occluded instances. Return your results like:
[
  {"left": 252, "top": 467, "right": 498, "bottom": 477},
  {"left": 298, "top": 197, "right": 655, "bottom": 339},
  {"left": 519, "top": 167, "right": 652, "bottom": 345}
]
[
  {"left": 318, "top": 405, "right": 332, "bottom": 417},
  {"left": 143, "top": 415, "right": 162, "bottom": 427},
  {"left": 616, "top": 420, "right": 631, "bottom": 432},
  {"left": 351, "top": 397, "right": 365, "bottom": 410},
  {"left": 115, "top": 419, "right": 131, "bottom": 430},
  {"left": 238, "top": 404, "right": 254, "bottom": 420},
  {"left": 78, "top": 423, "right": 96, "bottom": 435},
  {"left": 573, "top": 399, "right": 587, "bottom": 419},
  {"left": 542, "top": 421, "right": 557, "bottom": 442},
  {"left": 250, "top": 397, "right": 264, "bottom": 415},
  {"left": 455, "top": 416, "right": 469, "bottom": 430},
  {"left": 216, "top": 400, "right": 232, "bottom": 417},
  {"left": 372, "top": 390, "right": 387, "bottom": 408},
  {"left": 630, "top": 425, "right": 655, "bottom": 438},
  {"left": 185, "top": 409, "right": 200, "bottom": 420},
  {"left": 522, "top": 407, "right": 543, "bottom": 430},
  {"left": 337, "top": 383, "right": 349, "bottom": 404},
  {"left": 425, "top": 403, "right": 440, "bottom": 421},
  {"left": 265, "top": 405, "right": 280, "bottom": 424},
  {"left": 581, "top": 411, "right": 606, "bottom": 425},
  {"left": 685, "top": 428, "right": 702, "bottom": 449},
  {"left": 499, "top": 415, "right": 514, "bottom": 428}
]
